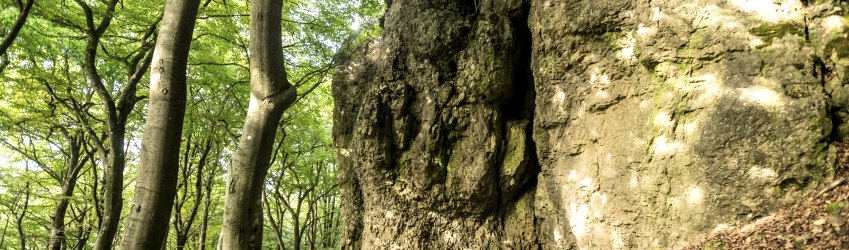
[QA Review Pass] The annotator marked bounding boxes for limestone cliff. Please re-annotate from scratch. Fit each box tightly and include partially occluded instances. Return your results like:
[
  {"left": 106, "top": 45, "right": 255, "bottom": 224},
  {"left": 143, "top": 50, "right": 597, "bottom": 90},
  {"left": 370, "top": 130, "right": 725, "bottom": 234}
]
[{"left": 332, "top": 0, "right": 849, "bottom": 249}]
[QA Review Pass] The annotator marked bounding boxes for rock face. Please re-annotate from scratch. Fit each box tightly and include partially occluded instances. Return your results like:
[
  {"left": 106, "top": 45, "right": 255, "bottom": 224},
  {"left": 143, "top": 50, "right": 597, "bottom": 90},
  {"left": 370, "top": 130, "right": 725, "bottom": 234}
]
[{"left": 333, "top": 0, "right": 849, "bottom": 249}]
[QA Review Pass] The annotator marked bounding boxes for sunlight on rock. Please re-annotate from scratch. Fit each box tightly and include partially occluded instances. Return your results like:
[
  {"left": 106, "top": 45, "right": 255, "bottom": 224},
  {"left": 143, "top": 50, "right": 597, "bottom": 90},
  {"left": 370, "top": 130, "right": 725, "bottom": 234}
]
[
  {"left": 629, "top": 172, "right": 638, "bottom": 188},
  {"left": 739, "top": 87, "right": 781, "bottom": 106},
  {"left": 698, "top": 4, "right": 742, "bottom": 28},
  {"left": 650, "top": 7, "right": 666, "bottom": 21},
  {"left": 579, "top": 177, "right": 593, "bottom": 190},
  {"left": 682, "top": 121, "right": 699, "bottom": 136},
  {"left": 385, "top": 210, "right": 395, "bottom": 219},
  {"left": 653, "top": 135, "right": 683, "bottom": 155},
  {"left": 686, "top": 186, "right": 704, "bottom": 205},
  {"left": 750, "top": 38, "right": 765, "bottom": 49},
  {"left": 619, "top": 47, "right": 635, "bottom": 60},
  {"left": 691, "top": 73, "right": 724, "bottom": 106},
  {"left": 367, "top": 40, "right": 382, "bottom": 60},
  {"left": 653, "top": 112, "right": 673, "bottom": 127},
  {"left": 345, "top": 65, "right": 359, "bottom": 81},
  {"left": 592, "top": 192, "right": 609, "bottom": 208},
  {"left": 568, "top": 169, "right": 580, "bottom": 181},
  {"left": 712, "top": 223, "right": 731, "bottom": 233},
  {"left": 590, "top": 68, "right": 611, "bottom": 86},
  {"left": 553, "top": 229, "right": 563, "bottom": 243},
  {"left": 552, "top": 87, "right": 567, "bottom": 105},
  {"left": 611, "top": 229, "right": 625, "bottom": 249},
  {"left": 442, "top": 230, "right": 458, "bottom": 242},
  {"left": 657, "top": 62, "right": 679, "bottom": 79},
  {"left": 595, "top": 90, "right": 610, "bottom": 99},
  {"left": 639, "top": 100, "right": 650, "bottom": 109},
  {"left": 730, "top": 0, "right": 802, "bottom": 23},
  {"left": 748, "top": 166, "right": 778, "bottom": 180},
  {"left": 823, "top": 15, "right": 845, "bottom": 32},
  {"left": 569, "top": 202, "right": 590, "bottom": 237},
  {"left": 636, "top": 24, "right": 657, "bottom": 37},
  {"left": 616, "top": 33, "right": 636, "bottom": 61},
  {"left": 590, "top": 129, "right": 600, "bottom": 140}
]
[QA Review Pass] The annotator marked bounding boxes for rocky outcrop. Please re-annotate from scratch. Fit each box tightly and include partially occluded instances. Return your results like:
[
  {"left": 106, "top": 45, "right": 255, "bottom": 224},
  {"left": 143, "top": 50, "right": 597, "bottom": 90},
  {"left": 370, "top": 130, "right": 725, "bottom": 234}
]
[{"left": 333, "top": 0, "right": 849, "bottom": 249}]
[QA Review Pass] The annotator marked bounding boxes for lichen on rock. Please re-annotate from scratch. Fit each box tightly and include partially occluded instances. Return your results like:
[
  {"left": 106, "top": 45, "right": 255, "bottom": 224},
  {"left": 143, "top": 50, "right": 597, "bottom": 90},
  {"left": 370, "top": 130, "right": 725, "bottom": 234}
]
[{"left": 333, "top": 0, "right": 848, "bottom": 249}]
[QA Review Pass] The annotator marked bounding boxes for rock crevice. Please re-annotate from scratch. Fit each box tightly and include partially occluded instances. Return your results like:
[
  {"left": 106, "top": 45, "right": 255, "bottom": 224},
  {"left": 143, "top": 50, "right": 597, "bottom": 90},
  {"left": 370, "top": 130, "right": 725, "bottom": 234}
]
[{"left": 333, "top": 0, "right": 849, "bottom": 249}]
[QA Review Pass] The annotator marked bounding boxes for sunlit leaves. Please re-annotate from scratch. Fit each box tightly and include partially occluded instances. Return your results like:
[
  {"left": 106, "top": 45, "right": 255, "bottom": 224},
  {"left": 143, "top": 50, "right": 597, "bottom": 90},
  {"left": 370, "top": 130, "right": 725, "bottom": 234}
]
[{"left": 0, "top": 0, "right": 384, "bottom": 248}]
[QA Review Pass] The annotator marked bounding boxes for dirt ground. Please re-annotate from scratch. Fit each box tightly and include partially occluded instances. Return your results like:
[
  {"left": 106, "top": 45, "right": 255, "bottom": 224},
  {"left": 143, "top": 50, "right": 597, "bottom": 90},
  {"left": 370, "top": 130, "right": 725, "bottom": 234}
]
[{"left": 680, "top": 143, "right": 849, "bottom": 250}]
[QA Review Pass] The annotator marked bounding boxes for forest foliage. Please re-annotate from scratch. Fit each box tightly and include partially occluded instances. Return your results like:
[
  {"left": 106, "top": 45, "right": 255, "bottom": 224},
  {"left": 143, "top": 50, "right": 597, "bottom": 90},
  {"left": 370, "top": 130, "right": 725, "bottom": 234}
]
[{"left": 0, "top": 0, "right": 382, "bottom": 248}]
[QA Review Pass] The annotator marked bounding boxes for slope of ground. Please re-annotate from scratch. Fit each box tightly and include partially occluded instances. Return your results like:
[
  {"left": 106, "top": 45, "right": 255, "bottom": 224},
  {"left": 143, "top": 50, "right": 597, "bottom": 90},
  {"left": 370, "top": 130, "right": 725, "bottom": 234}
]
[{"left": 681, "top": 143, "right": 849, "bottom": 250}]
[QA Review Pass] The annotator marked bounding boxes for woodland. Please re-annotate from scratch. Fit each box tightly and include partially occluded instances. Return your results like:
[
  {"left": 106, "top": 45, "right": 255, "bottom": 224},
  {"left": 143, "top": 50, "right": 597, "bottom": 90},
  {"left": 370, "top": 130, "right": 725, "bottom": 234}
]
[
  {"left": 4, "top": 0, "right": 849, "bottom": 249},
  {"left": 0, "top": 0, "right": 381, "bottom": 249}
]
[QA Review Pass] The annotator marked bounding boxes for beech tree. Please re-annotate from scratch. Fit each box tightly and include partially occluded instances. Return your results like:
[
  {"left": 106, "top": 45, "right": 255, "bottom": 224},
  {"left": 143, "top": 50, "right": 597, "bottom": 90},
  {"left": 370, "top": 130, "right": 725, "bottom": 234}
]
[
  {"left": 120, "top": 0, "right": 201, "bottom": 248},
  {"left": 0, "top": 0, "right": 380, "bottom": 248},
  {"left": 64, "top": 1, "right": 158, "bottom": 248},
  {"left": 218, "top": 0, "right": 297, "bottom": 248}
]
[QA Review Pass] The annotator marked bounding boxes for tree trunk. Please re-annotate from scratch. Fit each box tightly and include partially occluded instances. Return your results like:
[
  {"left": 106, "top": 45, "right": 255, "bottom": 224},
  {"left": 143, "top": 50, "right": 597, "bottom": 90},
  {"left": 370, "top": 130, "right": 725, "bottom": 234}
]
[
  {"left": 262, "top": 192, "right": 285, "bottom": 250},
  {"left": 48, "top": 179, "right": 81, "bottom": 250},
  {"left": 71, "top": 1, "right": 133, "bottom": 249},
  {"left": 218, "top": 0, "right": 296, "bottom": 248},
  {"left": 175, "top": 138, "right": 211, "bottom": 250},
  {"left": 49, "top": 131, "right": 90, "bottom": 250},
  {"left": 292, "top": 202, "right": 301, "bottom": 250},
  {"left": 197, "top": 161, "right": 215, "bottom": 250},
  {"left": 48, "top": 190, "right": 70, "bottom": 250},
  {"left": 0, "top": 0, "right": 34, "bottom": 58},
  {"left": 120, "top": 0, "right": 200, "bottom": 248},
  {"left": 0, "top": 208, "right": 10, "bottom": 247},
  {"left": 93, "top": 127, "right": 126, "bottom": 250},
  {"left": 16, "top": 182, "right": 30, "bottom": 250}
]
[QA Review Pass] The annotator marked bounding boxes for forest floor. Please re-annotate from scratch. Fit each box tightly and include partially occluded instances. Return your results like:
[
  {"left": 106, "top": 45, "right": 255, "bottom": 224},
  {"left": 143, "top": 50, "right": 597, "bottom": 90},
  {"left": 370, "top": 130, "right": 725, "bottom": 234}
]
[{"left": 681, "top": 143, "right": 849, "bottom": 250}]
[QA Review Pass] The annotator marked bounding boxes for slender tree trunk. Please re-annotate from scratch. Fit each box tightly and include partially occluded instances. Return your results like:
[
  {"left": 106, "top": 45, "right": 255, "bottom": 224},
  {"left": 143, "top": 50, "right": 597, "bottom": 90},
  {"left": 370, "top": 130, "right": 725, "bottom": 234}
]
[
  {"left": 120, "top": 0, "right": 200, "bottom": 248},
  {"left": 0, "top": 0, "right": 34, "bottom": 58},
  {"left": 49, "top": 133, "right": 90, "bottom": 250},
  {"left": 72, "top": 1, "right": 127, "bottom": 249},
  {"left": 218, "top": 0, "right": 296, "bottom": 248},
  {"left": 307, "top": 200, "right": 316, "bottom": 250},
  {"left": 16, "top": 182, "right": 29, "bottom": 250},
  {"left": 93, "top": 127, "right": 125, "bottom": 250},
  {"left": 68, "top": 201, "right": 91, "bottom": 250},
  {"left": 292, "top": 198, "right": 302, "bottom": 250},
  {"left": 263, "top": 193, "right": 284, "bottom": 250},
  {"left": 197, "top": 161, "right": 215, "bottom": 250},
  {"left": 0, "top": 211, "right": 10, "bottom": 247},
  {"left": 48, "top": 182, "right": 75, "bottom": 250},
  {"left": 175, "top": 138, "right": 211, "bottom": 250}
]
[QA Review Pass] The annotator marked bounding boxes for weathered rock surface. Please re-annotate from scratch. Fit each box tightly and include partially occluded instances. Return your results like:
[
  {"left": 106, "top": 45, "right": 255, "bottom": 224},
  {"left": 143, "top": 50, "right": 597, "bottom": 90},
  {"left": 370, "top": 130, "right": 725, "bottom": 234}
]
[{"left": 333, "top": 0, "right": 849, "bottom": 249}]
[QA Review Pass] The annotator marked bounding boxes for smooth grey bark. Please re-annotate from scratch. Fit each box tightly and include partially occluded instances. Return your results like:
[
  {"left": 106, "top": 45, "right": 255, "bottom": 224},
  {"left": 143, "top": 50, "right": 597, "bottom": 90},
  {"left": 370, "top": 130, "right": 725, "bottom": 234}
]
[
  {"left": 0, "top": 0, "right": 34, "bottom": 58},
  {"left": 219, "top": 0, "right": 296, "bottom": 248},
  {"left": 120, "top": 0, "right": 201, "bottom": 248}
]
